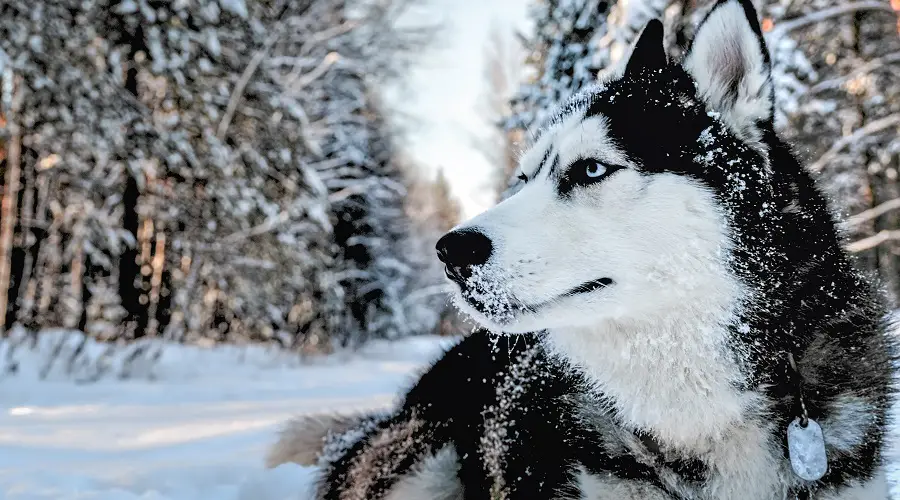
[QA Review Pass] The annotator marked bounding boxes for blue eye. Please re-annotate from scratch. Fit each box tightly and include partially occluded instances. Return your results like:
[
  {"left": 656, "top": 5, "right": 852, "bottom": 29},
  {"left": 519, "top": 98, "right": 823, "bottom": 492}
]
[
  {"left": 585, "top": 162, "right": 607, "bottom": 178},
  {"left": 572, "top": 158, "right": 619, "bottom": 182},
  {"left": 557, "top": 159, "right": 625, "bottom": 197}
]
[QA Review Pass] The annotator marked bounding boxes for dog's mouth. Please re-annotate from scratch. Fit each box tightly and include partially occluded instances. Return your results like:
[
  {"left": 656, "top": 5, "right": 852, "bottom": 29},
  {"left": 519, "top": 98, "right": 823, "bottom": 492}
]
[
  {"left": 520, "top": 277, "right": 615, "bottom": 312},
  {"left": 447, "top": 266, "right": 614, "bottom": 326},
  {"left": 562, "top": 278, "right": 614, "bottom": 297}
]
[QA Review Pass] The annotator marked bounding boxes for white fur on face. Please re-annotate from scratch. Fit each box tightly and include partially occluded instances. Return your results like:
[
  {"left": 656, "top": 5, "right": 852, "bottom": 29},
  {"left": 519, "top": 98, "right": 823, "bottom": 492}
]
[
  {"left": 450, "top": 99, "right": 754, "bottom": 452},
  {"left": 452, "top": 109, "right": 739, "bottom": 337},
  {"left": 684, "top": 0, "right": 772, "bottom": 146},
  {"left": 446, "top": 62, "right": 761, "bottom": 464}
]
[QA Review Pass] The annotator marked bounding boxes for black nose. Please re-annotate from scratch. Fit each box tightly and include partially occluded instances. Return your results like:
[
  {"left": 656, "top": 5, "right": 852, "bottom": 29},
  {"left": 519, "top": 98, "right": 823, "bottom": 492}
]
[{"left": 436, "top": 229, "right": 493, "bottom": 277}]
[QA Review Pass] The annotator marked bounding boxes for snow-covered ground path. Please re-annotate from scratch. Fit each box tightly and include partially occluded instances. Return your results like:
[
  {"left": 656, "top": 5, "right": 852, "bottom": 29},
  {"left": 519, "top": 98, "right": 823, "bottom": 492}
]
[{"left": 0, "top": 334, "right": 455, "bottom": 500}]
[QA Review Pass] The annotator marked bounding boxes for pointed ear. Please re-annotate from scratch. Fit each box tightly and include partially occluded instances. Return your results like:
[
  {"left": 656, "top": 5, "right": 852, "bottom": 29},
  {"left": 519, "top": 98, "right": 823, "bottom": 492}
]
[
  {"left": 684, "top": 0, "right": 773, "bottom": 138},
  {"left": 624, "top": 19, "right": 667, "bottom": 77}
]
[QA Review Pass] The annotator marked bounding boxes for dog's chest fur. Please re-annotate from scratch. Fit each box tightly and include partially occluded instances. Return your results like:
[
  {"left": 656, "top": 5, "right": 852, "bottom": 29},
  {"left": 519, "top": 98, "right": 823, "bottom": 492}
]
[
  {"left": 548, "top": 316, "right": 751, "bottom": 451},
  {"left": 546, "top": 316, "right": 785, "bottom": 499}
]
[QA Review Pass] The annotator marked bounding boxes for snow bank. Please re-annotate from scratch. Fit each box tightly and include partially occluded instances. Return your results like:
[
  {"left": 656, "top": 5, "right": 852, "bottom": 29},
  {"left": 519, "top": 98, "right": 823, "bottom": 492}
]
[{"left": 0, "top": 328, "right": 453, "bottom": 383}]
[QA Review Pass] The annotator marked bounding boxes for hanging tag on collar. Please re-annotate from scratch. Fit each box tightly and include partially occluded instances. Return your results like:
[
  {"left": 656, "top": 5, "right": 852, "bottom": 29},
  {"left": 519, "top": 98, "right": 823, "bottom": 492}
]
[{"left": 787, "top": 417, "right": 828, "bottom": 481}]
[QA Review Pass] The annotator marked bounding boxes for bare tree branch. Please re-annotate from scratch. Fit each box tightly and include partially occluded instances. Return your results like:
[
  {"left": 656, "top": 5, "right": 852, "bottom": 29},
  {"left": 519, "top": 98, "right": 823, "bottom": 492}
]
[
  {"left": 223, "top": 211, "right": 291, "bottom": 244},
  {"left": 298, "top": 21, "right": 356, "bottom": 56},
  {"left": 768, "top": 1, "right": 898, "bottom": 43},
  {"left": 280, "top": 52, "right": 341, "bottom": 92},
  {"left": 807, "top": 113, "right": 900, "bottom": 173},
  {"left": 808, "top": 51, "right": 900, "bottom": 95},
  {"left": 846, "top": 230, "right": 900, "bottom": 253},
  {"left": 846, "top": 198, "right": 900, "bottom": 227}
]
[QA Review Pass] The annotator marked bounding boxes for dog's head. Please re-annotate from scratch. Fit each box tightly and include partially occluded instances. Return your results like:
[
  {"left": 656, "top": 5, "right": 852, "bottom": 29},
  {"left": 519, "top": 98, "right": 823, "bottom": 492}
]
[{"left": 438, "top": 0, "right": 780, "bottom": 334}]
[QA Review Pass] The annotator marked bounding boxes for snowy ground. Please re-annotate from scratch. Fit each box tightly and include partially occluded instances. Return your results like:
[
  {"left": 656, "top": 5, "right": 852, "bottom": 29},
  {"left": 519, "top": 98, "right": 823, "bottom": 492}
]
[
  {"left": 1, "top": 332, "right": 898, "bottom": 499},
  {"left": 0, "top": 332, "right": 456, "bottom": 500}
]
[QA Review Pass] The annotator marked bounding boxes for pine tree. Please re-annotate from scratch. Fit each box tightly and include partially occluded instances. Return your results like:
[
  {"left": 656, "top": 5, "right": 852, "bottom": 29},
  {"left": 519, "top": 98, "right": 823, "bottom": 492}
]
[{"left": 404, "top": 166, "right": 464, "bottom": 336}]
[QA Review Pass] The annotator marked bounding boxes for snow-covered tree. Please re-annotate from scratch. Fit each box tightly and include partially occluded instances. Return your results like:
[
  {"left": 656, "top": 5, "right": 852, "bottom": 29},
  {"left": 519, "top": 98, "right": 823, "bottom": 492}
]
[
  {"left": 476, "top": 25, "right": 527, "bottom": 198},
  {"left": 506, "top": 0, "right": 615, "bottom": 136},
  {"left": 403, "top": 166, "right": 467, "bottom": 336},
  {"left": 0, "top": 0, "right": 446, "bottom": 358}
]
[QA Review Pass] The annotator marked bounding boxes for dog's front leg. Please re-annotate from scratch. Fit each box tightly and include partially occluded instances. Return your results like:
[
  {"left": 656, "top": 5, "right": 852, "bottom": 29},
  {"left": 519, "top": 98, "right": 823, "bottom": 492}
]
[{"left": 315, "top": 406, "right": 460, "bottom": 500}]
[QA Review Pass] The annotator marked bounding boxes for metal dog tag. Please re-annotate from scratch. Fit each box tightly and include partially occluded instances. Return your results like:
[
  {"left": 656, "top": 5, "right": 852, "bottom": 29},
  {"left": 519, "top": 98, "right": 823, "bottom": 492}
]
[{"left": 787, "top": 417, "right": 828, "bottom": 481}]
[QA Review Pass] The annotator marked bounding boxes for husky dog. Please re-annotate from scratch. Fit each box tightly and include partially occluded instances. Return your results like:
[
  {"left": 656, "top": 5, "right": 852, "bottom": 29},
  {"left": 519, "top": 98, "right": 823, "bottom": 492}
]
[{"left": 270, "top": 1, "right": 896, "bottom": 498}]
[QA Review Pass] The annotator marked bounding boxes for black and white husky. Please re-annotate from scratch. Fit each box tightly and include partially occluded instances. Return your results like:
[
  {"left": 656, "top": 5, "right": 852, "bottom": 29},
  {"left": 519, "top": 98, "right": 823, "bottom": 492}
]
[{"left": 268, "top": 1, "right": 896, "bottom": 498}]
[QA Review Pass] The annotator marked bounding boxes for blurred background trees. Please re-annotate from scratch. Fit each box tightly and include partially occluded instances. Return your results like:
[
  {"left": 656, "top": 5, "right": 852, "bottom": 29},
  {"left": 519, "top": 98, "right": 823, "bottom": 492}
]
[
  {"left": 1, "top": 0, "right": 898, "bottom": 365},
  {"left": 0, "top": 0, "right": 460, "bottom": 356}
]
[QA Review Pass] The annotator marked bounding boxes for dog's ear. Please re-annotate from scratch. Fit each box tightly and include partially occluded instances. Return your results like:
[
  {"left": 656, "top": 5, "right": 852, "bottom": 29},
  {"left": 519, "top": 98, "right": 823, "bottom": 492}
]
[
  {"left": 684, "top": 0, "right": 773, "bottom": 137},
  {"left": 624, "top": 19, "right": 667, "bottom": 77}
]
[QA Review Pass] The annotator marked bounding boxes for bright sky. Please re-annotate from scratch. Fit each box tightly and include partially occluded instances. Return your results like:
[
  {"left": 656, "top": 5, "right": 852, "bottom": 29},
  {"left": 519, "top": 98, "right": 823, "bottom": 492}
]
[{"left": 387, "top": 0, "right": 532, "bottom": 218}]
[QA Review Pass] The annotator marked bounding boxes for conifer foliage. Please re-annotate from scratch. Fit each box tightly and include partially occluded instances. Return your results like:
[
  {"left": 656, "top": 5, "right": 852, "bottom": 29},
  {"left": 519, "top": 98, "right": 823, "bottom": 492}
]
[
  {"left": 0, "top": 0, "right": 452, "bottom": 357},
  {"left": 506, "top": 0, "right": 614, "bottom": 136}
]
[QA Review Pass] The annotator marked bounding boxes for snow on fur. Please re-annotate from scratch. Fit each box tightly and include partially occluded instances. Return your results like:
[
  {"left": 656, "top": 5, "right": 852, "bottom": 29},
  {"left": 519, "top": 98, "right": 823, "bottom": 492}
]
[{"left": 480, "top": 341, "right": 544, "bottom": 499}]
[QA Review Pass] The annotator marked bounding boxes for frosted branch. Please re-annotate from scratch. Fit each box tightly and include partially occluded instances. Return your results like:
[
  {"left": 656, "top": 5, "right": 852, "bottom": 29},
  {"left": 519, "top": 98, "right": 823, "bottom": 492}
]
[
  {"left": 807, "top": 113, "right": 900, "bottom": 173},
  {"left": 298, "top": 21, "right": 357, "bottom": 57},
  {"left": 846, "top": 198, "right": 900, "bottom": 227},
  {"left": 223, "top": 212, "right": 291, "bottom": 244},
  {"left": 767, "top": 1, "right": 897, "bottom": 43},
  {"left": 846, "top": 230, "right": 900, "bottom": 253},
  {"left": 283, "top": 52, "right": 340, "bottom": 94},
  {"left": 808, "top": 51, "right": 900, "bottom": 95},
  {"left": 216, "top": 29, "right": 283, "bottom": 140}
]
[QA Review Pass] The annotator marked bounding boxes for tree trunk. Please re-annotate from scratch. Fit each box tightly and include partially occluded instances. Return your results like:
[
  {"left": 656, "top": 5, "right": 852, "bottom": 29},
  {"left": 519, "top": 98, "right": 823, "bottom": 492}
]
[{"left": 0, "top": 73, "right": 23, "bottom": 335}]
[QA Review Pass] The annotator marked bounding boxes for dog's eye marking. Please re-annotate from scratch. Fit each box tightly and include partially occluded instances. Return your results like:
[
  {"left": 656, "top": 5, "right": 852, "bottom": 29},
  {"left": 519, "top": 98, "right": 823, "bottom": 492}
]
[
  {"left": 524, "top": 149, "right": 553, "bottom": 183},
  {"left": 558, "top": 158, "right": 625, "bottom": 198},
  {"left": 569, "top": 158, "right": 622, "bottom": 184}
]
